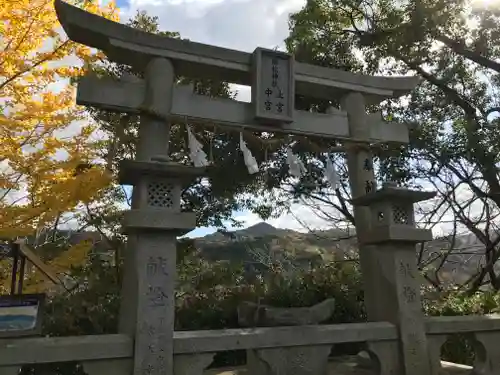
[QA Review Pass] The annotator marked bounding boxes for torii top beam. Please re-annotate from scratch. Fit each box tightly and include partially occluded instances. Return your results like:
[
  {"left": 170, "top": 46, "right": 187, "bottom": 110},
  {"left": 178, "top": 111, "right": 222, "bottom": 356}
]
[{"left": 54, "top": 0, "right": 419, "bottom": 103}]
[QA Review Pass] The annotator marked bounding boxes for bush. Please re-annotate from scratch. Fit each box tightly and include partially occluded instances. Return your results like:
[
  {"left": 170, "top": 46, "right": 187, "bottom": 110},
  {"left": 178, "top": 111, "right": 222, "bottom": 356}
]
[{"left": 175, "top": 259, "right": 365, "bottom": 331}]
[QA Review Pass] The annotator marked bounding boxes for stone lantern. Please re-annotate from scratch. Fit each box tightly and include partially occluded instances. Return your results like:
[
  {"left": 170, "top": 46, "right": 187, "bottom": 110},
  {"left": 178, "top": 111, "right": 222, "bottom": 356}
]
[
  {"left": 118, "top": 159, "right": 204, "bottom": 235},
  {"left": 117, "top": 156, "right": 206, "bottom": 375},
  {"left": 351, "top": 181, "right": 436, "bottom": 245},
  {"left": 351, "top": 181, "right": 437, "bottom": 375}
]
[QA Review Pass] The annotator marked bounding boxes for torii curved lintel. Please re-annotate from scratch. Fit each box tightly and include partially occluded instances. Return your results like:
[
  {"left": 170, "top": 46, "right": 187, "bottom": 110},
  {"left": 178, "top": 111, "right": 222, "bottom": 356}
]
[{"left": 54, "top": 0, "right": 420, "bottom": 100}]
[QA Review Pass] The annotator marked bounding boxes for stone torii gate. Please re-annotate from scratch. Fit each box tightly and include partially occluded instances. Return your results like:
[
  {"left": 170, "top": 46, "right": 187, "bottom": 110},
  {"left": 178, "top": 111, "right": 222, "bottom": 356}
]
[{"left": 54, "top": 0, "right": 435, "bottom": 374}]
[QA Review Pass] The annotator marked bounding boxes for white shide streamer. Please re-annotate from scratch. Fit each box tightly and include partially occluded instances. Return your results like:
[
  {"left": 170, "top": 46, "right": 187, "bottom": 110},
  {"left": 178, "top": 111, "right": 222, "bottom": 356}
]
[
  {"left": 286, "top": 147, "right": 306, "bottom": 178},
  {"left": 239, "top": 133, "right": 259, "bottom": 174},
  {"left": 325, "top": 157, "right": 340, "bottom": 189},
  {"left": 186, "top": 125, "right": 209, "bottom": 167}
]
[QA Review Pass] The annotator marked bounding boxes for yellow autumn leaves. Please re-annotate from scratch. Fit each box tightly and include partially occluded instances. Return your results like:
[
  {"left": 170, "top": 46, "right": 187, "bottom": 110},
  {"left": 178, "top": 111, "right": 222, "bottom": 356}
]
[
  {"left": 0, "top": 0, "right": 120, "bottom": 292},
  {"left": 0, "top": 0, "right": 119, "bottom": 238}
]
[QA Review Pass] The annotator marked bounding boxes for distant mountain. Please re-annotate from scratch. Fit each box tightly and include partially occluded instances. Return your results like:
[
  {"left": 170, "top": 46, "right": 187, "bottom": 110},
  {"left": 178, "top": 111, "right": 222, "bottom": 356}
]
[
  {"left": 421, "top": 231, "right": 500, "bottom": 287},
  {"left": 194, "top": 223, "right": 358, "bottom": 270},
  {"left": 193, "top": 222, "right": 497, "bottom": 287},
  {"left": 200, "top": 222, "right": 289, "bottom": 242},
  {"left": 235, "top": 222, "right": 288, "bottom": 237},
  {"left": 36, "top": 223, "right": 498, "bottom": 289}
]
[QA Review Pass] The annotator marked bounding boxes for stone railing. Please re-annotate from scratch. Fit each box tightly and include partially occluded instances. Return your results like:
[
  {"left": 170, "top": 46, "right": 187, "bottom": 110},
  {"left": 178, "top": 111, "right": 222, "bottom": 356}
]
[
  {"left": 1, "top": 315, "right": 500, "bottom": 375},
  {"left": 0, "top": 322, "right": 397, "bottom": 375},
  {"left": 426, "top": 314, "right": 500, "bottom": 374}
]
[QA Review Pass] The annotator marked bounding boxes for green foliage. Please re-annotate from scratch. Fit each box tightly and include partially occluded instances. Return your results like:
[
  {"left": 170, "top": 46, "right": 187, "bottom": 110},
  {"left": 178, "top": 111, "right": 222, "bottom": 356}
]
[
  {"left": 21, "top": 258, "right": 121, "bottom": 375},
  {"left": 285, "top": 0, "right": 500, "bottom": 293},
  {"left": 20, "top": 242, "right": 500, "bottom": 373},
  {"left": 176, "top": 257, "right": 365, "bottom": 331},
  {"left": 425, "top": 290, "right": 500, "bottom": 316},
  {"left": 42, "top": 260, "right": 121, "bottom": 336}
]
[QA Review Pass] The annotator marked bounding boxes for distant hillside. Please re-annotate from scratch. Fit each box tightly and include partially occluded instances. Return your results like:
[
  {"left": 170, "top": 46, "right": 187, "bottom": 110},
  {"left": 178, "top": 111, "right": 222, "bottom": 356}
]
[
  {"left": 195, "top": 223, "right": 358, "bottom": 271},
  {"left": 194, "top": 222, "right": 497, "bottom": 287},
  {"left": 31, "top": 223, "right": 498, "bottom": 288}
]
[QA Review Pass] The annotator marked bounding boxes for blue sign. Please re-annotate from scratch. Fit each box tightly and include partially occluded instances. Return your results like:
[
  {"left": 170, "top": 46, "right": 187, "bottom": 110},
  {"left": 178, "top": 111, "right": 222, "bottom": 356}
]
[{"left": 0, "top": 294, "right": 44, "bottom": 337}]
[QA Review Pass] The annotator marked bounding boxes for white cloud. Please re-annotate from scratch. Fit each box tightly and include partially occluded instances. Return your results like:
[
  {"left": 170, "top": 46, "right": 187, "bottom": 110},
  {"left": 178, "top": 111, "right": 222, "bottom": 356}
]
[
  {"left": 235, "top": 204, "right": 340, "bottom": 233},
  {"left": 120, "top": 0, "right": 304, "bottom": 101},
  {"left": 232, "top": 84, "right": 251, "bottom": 102},
  {"left": 121, "top": 0, "right": 305, "bottom": 51}
]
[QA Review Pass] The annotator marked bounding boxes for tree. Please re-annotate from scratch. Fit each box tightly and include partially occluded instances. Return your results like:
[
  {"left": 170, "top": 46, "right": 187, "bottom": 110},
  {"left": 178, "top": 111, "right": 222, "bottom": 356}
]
[
  {"left": 0, "top": 0, "right": 119, "bottom": 293},
  {"left": 0, "top": 0, "right": 119, "bottom": 239},
  {"left": 285, "top": 0, "right": 500, "bottom": 293}
]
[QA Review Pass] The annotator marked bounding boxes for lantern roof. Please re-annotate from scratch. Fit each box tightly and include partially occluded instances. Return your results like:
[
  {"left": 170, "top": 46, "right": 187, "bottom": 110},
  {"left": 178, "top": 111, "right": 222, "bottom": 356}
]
[{"left": 352, "top": 182, "right": 436, "bottom": 207}]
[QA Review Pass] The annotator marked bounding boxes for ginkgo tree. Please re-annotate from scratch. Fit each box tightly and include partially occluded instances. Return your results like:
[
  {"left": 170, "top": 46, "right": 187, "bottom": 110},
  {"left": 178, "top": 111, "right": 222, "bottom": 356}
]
[
  {"left": 0, "top": 0, "right": 119, "bottom": 238},
  {"left": 0, "top": 0, "right": 119, "bottom": 292}
]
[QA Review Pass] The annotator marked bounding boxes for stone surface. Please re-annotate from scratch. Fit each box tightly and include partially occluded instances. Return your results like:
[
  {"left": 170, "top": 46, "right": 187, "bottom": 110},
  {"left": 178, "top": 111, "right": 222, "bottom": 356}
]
[
  {"left": 134, "top": 233, "right": 177, "bottom": 375},
  {"left": 392, "top": 247, "right": 433, "bottom": 375},
  {"left": 130, "top": 58, "right": 178, "bottom": 375},
  {"left": 252, "top": 345, "right": 331, "bottom": 375},
  {"left": 337, "top": 96, "right": 381, "bottom": 322},
  {"left": 204, "top": 357, "right": 472, "bottom": 375},
  {"left": 471, "top": 331, "right": 500, "bottom": 375},
  {"left": 173, "top": 322, "right": 397, "bottom": 353},
  {"left": 0, "top": 358, "right": 474, "bottom": 375},
  {"left": 1, "top": 367, "right": 21, "bottom": 375},
  {"left": 356, "top": 351, "right": 372, "bottom": 369},
  {"left": 174, "top": 353, "right": 214, "bottom": 375},
  {"left": 366, "top": 340, "right": 400, "bottom": 375},
  {"left": 83, "top": 359, "right": 132, "bottom": 375},
  {"left": 342, "top": 91, "right": 435, "bottom": 375},
  {"left": 54, "top": 0, "right": 419, "bottom": 102},
  {"left": 237, "top": 299, "right": 335, "bottom": 375},
  {"left": 428, "top": 335, "right": 448, "bottom": 374},
  {"left": 237, "top": 298, "right": 336, "bottom": 327},
  {"left": 76, "top": 75, "right": 410, "bottom": 144}
]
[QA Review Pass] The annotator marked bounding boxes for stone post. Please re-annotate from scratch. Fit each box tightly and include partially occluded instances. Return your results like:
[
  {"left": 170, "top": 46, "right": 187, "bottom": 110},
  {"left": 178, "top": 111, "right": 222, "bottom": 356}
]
[
  {"left": 118, "top": 59, "right": 175, "bottom": 338},
  {"left": 334, "top": 93, "right": 382, "bottom": 321},
  {"left": 117, "top": 57, "right": 200, "bottom": 375},
  {"left": 352, "top": 182, "right": 436, "bottom": 375}
]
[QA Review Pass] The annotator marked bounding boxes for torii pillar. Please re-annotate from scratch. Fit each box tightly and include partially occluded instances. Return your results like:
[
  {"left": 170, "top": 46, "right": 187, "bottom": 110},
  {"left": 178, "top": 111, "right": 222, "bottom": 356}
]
[
  {"left": 341, "top": 92, "right": 385, "bottom": 321},
  {"left": 340, "top": 92, "right": 438, "bottom": 374}
]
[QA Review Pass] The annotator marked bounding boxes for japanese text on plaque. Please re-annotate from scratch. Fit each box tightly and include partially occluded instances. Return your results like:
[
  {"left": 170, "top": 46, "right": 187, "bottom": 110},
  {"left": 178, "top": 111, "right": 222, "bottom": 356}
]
[{"left": 263, "top": 58, "right": 286, "bottom": 114}]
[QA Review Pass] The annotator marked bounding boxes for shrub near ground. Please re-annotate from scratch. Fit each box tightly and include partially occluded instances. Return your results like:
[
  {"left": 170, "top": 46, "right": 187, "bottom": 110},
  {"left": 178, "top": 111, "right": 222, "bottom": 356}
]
[{"left": 175, "top": 256, "right": 366, "bottom": 366}]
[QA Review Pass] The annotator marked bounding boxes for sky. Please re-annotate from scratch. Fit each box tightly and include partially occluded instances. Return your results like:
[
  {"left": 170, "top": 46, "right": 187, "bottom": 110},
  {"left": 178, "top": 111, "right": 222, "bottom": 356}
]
[
  {"left": 114, "top": 0, "right": 305, "bottom": 55},
  {"left": 111, "top": 0, "right": 322, "bottom": 238}
]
